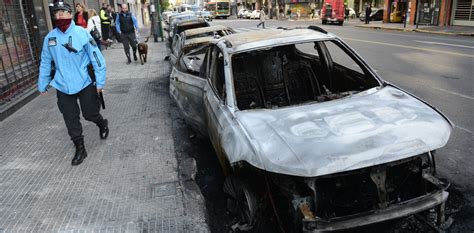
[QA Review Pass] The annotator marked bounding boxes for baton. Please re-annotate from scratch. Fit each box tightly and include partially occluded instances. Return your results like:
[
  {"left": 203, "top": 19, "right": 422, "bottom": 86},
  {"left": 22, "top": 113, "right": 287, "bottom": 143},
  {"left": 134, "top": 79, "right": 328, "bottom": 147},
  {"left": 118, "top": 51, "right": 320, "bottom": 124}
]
[{"left": 99, "top": 92, "right": 106, "bottom": 109}]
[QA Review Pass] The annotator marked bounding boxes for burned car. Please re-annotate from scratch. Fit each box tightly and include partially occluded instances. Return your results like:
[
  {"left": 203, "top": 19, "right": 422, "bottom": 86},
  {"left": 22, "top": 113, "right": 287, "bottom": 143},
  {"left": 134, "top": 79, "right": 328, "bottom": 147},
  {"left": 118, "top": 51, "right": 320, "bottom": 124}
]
[{"left": 169, "top": 26, "right": 452, "bottom": 232}]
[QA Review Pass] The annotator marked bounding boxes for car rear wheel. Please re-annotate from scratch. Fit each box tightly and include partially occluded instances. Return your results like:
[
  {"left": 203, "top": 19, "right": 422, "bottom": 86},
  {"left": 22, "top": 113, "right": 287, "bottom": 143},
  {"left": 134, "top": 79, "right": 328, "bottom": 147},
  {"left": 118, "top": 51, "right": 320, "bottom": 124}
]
[
  {"left": 322, "top": 19, "right": 327, "bottom": 24},
  {"left": 224, "top": 175, "right": 258, "bottom": 232}
]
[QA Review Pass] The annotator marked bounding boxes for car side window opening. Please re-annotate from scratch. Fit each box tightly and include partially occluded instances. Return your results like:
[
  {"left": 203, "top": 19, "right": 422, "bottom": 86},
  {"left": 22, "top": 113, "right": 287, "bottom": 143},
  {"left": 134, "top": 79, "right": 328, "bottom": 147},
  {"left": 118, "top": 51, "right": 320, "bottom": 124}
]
[
  {"left": 209, "top": 46, "right": 226, "bottom": 101},
  {"left": 232, "top": 40, "right": 380, "bottom": 110},
  {"left": 177, "top": 45, "right": 208, "bottom": 77}
]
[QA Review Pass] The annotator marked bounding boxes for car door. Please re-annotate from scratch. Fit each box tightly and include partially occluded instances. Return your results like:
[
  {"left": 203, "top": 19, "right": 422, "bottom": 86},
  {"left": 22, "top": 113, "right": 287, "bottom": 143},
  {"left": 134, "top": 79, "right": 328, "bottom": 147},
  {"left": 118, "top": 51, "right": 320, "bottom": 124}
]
[
  {"left": 169, "top": 46, "right": 211, "bottom": 134},
  {"left": 203, "top": 45, "right": 235, "bottom": 174}
]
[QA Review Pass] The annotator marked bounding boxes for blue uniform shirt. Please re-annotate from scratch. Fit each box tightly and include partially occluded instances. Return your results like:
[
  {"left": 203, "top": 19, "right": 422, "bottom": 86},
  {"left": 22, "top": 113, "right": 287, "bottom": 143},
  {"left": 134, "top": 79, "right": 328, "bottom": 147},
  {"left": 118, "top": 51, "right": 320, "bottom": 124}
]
[{"left": 38, "top": 21, "right": 106, "bottom": 94}]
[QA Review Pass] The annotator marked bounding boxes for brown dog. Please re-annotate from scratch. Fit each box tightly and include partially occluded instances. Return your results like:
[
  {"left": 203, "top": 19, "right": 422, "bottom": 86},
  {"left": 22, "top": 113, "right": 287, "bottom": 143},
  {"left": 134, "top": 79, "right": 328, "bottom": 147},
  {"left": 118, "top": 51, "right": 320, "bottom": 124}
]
[{"left": 137, "top": 37, "right": 149, "bottom": 65}]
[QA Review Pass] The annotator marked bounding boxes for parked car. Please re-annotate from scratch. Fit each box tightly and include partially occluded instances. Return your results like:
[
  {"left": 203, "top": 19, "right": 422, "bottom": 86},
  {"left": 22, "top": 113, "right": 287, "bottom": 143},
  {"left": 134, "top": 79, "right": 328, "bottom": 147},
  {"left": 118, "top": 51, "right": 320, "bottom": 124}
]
[
  {"left": 238, "top": 8, "right": 247, "bottom": 18},
  {"left": 250, "top": 10, "right": 261, "bottom": 19},
  {"left": 170, "top": 25, "right": 235, "bottom": 64},
  {"left": 360, "top": 8, "right": 384, "bottom": 21},
  {"left": 321, "top": 0, "right": 345, "bottom": 25},
  {"left": 167, "top": 13, "right": 198, "bottom": 39},
  {"left": 347, "top": 7, "right": 357, "bottom": 18},
  {"left": 169, "top": 17, "right": 208, "bottom": 44},
  {"left": 169, "top": 26, "right": 452, "bottom": 232},
  {"left": 243, "top": 10, "right": 252, "bottom": 19}
]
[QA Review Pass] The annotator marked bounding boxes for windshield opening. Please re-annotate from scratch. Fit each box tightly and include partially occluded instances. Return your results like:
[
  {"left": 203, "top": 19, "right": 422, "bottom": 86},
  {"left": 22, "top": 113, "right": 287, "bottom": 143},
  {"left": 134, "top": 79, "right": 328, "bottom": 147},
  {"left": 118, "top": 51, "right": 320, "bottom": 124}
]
[{"left": 232, "top": 41, "right": 380, "bottom": 110}]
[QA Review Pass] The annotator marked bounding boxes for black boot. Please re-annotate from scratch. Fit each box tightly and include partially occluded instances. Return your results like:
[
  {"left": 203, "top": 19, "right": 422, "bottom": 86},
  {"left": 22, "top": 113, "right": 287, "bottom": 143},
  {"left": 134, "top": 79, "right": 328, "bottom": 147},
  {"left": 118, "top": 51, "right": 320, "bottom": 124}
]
[
  {"left": 133, "top": 50, "right": 138, "bottom": 61},
  {"left": 72, "top": 139, "right": 87, "bottom": 166},
  {"left": 98, "top": 118, "right": 109, "bottom": 139},
  {"left": 126, "top": 53, "right": 131, "bottom": 64}
]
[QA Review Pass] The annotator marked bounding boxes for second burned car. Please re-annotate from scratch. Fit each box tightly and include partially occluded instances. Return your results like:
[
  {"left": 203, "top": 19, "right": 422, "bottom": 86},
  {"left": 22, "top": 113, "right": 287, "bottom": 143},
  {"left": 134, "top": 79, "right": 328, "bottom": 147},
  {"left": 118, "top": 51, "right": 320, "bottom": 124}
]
[{"left": 169, "top": 26, "right": 453, "bottom": 232}]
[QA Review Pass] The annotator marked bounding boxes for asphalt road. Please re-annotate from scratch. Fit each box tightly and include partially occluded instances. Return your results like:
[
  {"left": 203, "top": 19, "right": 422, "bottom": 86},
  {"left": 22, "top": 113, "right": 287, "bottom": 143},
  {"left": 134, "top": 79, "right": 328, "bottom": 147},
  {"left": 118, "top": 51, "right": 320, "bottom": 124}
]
[{"left": 207, "top": 18, "right": 474, "bottom": 231}]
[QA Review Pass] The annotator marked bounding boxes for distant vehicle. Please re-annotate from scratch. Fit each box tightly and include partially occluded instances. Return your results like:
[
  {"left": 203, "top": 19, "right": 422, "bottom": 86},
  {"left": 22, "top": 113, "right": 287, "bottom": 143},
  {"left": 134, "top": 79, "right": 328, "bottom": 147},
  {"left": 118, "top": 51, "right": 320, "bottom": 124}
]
[
  {"left": 196, "top": 11, "right": 214, "bottom": 21},
  {"left": 206, "top": 0, "right": 231, "bottom": 19},
  {"left": 238, "top": 8, "right": 247, "bottom": 18},
  {"left": 244, "top": 10, "right": 252, "bottom": 19},
  {"left": 250, "top": 10, "right": 261, "bottom": 19},
  {"left": 347, "top": 7, "right": 357, "bottom": 18},
  {"left": 359, "top": 8, "right": 384, "bottom": 21},
  {"left": 321, "top": 0, "right": 345, "bottom": 25}
]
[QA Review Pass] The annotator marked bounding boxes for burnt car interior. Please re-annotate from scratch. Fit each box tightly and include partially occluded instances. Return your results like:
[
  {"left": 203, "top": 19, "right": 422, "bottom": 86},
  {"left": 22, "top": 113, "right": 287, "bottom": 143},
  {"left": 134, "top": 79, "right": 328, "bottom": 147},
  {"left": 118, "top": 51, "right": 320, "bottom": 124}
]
[{"left": 232, "top": 41, "right": 381, "bottom": 110}]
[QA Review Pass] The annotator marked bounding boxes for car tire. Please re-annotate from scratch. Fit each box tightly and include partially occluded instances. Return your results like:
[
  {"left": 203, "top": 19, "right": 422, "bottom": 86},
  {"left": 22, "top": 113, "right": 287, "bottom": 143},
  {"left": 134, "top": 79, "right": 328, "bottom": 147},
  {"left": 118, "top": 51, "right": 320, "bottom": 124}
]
[
  {"left": 322, "top": 19, "right": 327, "bottom": 24},
  {"left": 339, "top": 20, "right": 344, "bottom": 26},
  {"left": 223, "top": 175, "right": 258, "bottom": 231}
]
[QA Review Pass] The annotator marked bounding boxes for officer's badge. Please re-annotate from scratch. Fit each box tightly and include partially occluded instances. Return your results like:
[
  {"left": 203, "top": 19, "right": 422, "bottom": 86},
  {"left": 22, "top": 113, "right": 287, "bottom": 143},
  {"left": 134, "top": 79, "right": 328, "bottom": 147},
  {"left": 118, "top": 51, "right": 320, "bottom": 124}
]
[
  {"left": 89, "top": 38, "right": 97, "bottom": 47},
  {"left": 48, "top": 37, "right": 57, "bottom": 46}
]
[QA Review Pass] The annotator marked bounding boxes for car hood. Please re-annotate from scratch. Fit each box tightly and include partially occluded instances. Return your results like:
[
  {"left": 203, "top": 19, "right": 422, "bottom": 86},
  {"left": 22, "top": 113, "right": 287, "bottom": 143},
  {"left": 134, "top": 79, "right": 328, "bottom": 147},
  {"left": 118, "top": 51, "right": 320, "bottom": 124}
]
[{"left": 234, "top": 86, "right": 452, "bottom": 177}]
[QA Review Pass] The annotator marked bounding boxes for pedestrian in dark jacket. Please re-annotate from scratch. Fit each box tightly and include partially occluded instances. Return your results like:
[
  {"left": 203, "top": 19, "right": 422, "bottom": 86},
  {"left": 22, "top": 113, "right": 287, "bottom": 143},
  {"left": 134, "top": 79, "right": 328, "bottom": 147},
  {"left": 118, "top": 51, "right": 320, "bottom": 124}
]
[
  {"left": 73, "top": 2, "right": 88, "bottom": 28},
  {"left": 365, "top": 3, "right": 372, "bottom": 24},
  {"left": 38, "top": 2, "right": 109, "bottom": 166},
  {"left": 116, "top": 3, "right": 139, "bottom": 64}
]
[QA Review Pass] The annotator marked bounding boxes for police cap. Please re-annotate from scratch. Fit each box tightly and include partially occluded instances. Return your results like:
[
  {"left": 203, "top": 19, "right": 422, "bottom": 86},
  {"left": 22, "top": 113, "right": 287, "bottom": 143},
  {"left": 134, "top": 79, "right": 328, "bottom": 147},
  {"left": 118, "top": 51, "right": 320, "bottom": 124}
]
[{"left": 52, "top": 1, "right": 72, "bottom": 13}]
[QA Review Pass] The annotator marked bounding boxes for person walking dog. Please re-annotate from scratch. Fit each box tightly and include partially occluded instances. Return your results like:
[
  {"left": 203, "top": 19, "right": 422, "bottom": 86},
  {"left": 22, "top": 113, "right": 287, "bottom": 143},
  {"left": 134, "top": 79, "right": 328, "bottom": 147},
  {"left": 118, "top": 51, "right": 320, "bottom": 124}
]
[
  {"left": 116, "top": 3, "right": 139, "bottom": 64},
  {"left": 38, "top": 1, "right": 109, "bottom": 166}
]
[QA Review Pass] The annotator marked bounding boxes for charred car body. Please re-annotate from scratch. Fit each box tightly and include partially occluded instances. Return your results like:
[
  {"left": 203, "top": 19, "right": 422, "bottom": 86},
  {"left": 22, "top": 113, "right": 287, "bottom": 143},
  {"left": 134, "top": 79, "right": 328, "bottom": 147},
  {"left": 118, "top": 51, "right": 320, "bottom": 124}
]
[
  {"left": 170, "top": 25, "right": 235, "bottom": 64},
  {"left": 169, "top": 26, "right": 453, "bottom": 232}
]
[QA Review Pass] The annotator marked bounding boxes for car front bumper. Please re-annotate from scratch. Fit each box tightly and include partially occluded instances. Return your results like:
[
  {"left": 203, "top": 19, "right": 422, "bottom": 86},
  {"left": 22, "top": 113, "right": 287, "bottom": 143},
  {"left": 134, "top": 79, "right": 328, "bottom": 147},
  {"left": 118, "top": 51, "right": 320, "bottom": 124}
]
[{"left": 302, "top": 188, "right": 448, "bottom": 232}]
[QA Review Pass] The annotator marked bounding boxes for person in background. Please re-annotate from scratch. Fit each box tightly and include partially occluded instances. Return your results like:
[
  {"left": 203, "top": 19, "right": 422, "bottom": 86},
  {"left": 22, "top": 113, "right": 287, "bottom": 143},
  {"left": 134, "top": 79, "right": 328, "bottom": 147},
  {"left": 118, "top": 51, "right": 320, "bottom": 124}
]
[
  {"left": 87, "top": 9, "right": 102, "bottom": 51},
  {"left": 38, "top": 2, "right": 109, "bottom": 166},
  {"left": 344, "top": 3, "right": 350, "bottom": 21},
  {"left": 99, "top": 3, "right": 111, "bottom": 42},
  {"left": 73, "top": 2, "right": 88, "bottom": 28},
  {"left": 257, "top": 8, "right": 266, "bottom": 29},
  {"left": 116, "top": 3, "right": 139, "bottom": 64},
  {"left": 365, "top": 3, "right": 372, "bottom": 24}
]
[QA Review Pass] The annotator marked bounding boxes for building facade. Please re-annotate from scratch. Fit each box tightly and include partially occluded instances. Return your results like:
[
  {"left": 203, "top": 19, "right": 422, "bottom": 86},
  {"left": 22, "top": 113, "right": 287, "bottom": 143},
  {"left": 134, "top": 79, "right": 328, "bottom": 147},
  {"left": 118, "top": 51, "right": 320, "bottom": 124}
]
[{"left": 382, "top": 0, "right": 473, "bottom": 26}]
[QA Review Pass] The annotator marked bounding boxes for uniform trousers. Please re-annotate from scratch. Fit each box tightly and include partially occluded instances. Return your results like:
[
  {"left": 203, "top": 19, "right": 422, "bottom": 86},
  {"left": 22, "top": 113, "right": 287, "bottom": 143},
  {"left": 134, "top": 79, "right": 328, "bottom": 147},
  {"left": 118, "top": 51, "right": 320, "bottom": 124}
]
[
  {"left": 56, "top": 84, "right": 104, "bottom": 142},
  {"left": 121, "top": 32, "right": 137, "bottom": 56}
]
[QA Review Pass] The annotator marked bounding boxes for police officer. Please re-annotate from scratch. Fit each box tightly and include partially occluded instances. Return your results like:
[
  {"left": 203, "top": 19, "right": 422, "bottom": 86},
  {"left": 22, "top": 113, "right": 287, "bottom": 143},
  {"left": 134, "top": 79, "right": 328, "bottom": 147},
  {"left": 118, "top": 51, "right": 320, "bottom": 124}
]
[
  {"left": 116, "top": 3, "right": 139, "bottom": 64},
  {"left": 38, "top": 2, "right": 109, "bottom": 166}
]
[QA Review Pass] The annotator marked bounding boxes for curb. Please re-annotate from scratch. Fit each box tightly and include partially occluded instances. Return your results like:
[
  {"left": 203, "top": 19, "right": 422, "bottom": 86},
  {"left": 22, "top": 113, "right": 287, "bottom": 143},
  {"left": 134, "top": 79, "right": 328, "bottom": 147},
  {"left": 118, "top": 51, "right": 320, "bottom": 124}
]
[{"left": 354, "top": 25, "right": 474, "bottom": 36}]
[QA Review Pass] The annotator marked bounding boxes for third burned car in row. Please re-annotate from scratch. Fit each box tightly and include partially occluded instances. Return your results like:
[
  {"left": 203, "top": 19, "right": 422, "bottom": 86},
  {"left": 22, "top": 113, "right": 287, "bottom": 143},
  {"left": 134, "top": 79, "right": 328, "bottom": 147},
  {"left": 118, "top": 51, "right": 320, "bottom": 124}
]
[{"left": 169, "top": 26, "right": 453, "bottom": 232}]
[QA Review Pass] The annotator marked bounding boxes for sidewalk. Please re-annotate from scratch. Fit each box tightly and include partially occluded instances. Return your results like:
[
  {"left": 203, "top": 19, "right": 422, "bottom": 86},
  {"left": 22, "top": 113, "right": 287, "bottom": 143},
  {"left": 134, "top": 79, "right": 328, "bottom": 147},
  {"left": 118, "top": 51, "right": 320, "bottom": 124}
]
[
  {"left": 0, "top": 33, "right": 209, "bottom": 232},
  {"left": 354, "top": 21, "right": 474, "bottom": 36}
]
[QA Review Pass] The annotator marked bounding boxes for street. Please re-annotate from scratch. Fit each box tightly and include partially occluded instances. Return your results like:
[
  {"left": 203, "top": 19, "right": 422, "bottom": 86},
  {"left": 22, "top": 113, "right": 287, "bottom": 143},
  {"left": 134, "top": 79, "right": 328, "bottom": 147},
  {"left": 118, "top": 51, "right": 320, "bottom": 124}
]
[{"left": 195, "top": 18, "right": 473, "bottom": 232}]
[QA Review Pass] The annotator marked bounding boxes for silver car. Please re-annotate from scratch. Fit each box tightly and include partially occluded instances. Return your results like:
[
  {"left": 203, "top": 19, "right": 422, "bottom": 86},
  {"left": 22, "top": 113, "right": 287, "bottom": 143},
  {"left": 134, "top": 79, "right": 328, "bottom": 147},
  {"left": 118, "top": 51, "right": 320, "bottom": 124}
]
[{"left": 169, "top": 26, "right": 452, "bottom": 232}]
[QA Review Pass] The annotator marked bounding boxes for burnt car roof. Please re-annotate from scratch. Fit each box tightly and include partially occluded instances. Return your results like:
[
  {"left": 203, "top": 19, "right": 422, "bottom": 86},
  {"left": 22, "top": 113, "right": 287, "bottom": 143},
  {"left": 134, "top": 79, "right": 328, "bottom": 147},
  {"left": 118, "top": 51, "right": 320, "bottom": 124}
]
[
  {"left": 184, "top": 25, "right": 234, "bottom": 37},
  {"left": 221, "top": 28, "right": 336, "bottom": 53}
]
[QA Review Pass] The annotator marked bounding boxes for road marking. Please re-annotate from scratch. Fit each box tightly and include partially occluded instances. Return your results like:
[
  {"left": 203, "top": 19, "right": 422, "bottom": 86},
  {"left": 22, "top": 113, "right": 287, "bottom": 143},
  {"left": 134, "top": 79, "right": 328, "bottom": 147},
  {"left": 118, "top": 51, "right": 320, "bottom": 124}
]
[
  {"left": 457, "top": 125, "right": 473, "bottom": 135},
  {"left": 343, "top": 37, "right": 474, "bottom": 58},
  {"left": 430, "top": 86, "right": 474, "bottom": 100},
  {"left": 414, "top": 40, "right": 474, "bottom": 49}
]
